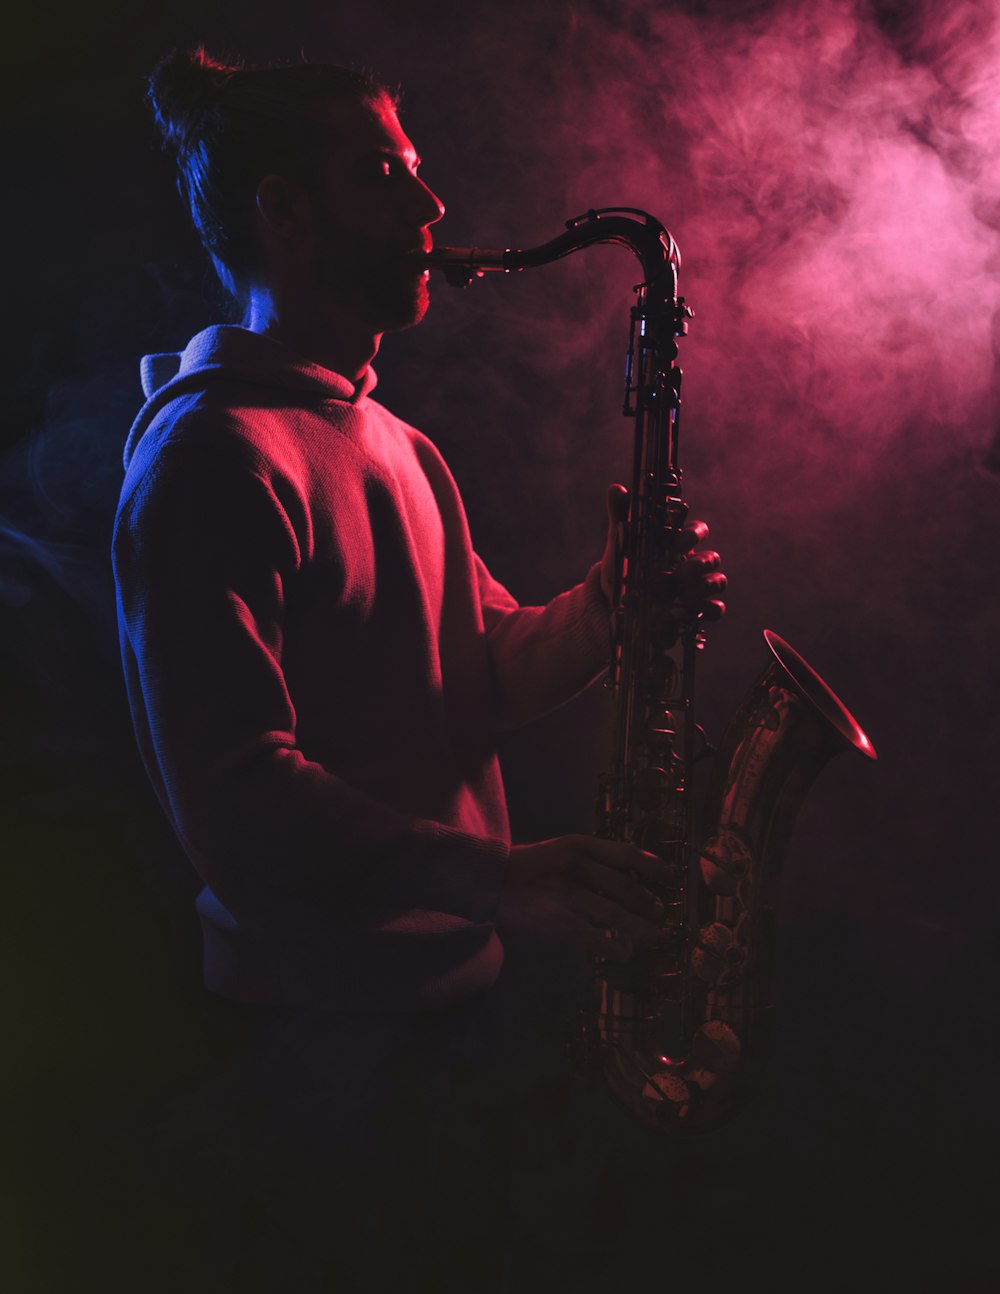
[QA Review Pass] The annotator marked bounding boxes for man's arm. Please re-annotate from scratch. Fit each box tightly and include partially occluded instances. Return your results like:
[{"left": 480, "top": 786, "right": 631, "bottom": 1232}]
[
  {"left": 475, "top": 554, "right": 610, "bottom": 732},
  {"left": 114, "top": 436, "right": 507, "bottom": 924},
  {"left": 475, "top": 484, "right": 725, "bottom": 733}
]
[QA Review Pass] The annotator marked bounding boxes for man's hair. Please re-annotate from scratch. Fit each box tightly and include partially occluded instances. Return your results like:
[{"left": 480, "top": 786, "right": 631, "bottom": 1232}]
[{"left": 148, "top": 48, "right": 398, "bottom": 303}]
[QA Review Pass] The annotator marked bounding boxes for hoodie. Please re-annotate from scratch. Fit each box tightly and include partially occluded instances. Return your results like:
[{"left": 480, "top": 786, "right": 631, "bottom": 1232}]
[{"left": 112, "top": 325, "right": 609, "bottom": 1010}]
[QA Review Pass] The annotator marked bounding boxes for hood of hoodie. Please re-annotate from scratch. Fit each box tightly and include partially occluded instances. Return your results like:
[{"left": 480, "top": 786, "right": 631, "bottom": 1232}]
[{"left": 122, "top": 325, "right": 379, "bottom": 471}]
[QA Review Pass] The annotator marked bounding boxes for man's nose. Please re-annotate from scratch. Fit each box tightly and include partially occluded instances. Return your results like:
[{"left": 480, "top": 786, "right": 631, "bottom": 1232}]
[{"left": 410, "top": 174, "right": 445, "bottom": 227}]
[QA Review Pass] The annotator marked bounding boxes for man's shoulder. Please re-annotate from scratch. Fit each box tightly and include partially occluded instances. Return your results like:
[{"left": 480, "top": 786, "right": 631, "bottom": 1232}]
[
  {"left": 121, "top": 390, "right": 267, "bottom": 491},
  {"left": 129, "top": 384, "right": 373, "bottom": 482}
]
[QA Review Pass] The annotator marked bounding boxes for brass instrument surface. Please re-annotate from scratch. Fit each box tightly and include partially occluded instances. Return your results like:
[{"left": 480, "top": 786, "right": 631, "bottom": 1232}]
[{"left": 426, "top": 211, "right": 877, "bottom": 1134}]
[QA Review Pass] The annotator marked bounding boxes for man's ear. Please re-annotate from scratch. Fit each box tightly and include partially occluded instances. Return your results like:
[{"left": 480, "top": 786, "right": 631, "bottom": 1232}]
[{"left": 255, "top": 174, "right": 310, "bottom": 240}]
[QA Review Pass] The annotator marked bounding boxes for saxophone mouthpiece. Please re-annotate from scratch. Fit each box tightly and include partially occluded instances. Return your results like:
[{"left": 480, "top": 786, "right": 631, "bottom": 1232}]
[{"left": 420, "top": 246, "right": 514, "bottom": 287}]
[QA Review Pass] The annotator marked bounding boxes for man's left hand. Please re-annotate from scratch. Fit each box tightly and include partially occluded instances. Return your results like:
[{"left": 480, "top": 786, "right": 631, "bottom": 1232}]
[{"left": 599, "top": 483, "right": 727, "bottom": 620}]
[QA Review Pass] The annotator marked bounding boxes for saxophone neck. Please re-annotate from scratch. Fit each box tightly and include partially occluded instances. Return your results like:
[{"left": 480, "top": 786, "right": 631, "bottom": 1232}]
[{"left": 421, "top": 208, "right": 680, "bottom": 294}]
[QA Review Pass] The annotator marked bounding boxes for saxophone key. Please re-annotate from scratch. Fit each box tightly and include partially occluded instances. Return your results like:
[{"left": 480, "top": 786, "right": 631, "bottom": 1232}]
[
  {"left": 690, "top": 1020, "right": 742, "bottom": 1075},
  {"left": 642, "top": 1069, "right": 692, "bottom": 1116},
  {"left": 633, "top": 764, "right": 679, "bottom": 810},
  {"left": 647, "top": 656, "right": 679, "bottom": 699},
  {"left": 691, "top": 921, "right": 746, "bottom": 985},
  {"left": 699, "top": 828, "right": 753, "bottom": 896},
  {"left": 638, "top": 829, "right": 684, "bottom": 867},
  {"left": 650, "top": 615, "right": 683, "bottom": 652}
]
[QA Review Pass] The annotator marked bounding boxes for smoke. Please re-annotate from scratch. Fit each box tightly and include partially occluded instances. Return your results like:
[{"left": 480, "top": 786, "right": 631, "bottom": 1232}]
[
  {"left": 421, "top": 0, "right": 1000, "bottom": 473},
  {"left": 363, "top": 1, "right": 1000, "bottom": 528},
  {"left": 354, "top": 0, "right": 1000, "bottom": 899},
  {"left": 9, "top": 0, "right": 999, "bottom": 857}
]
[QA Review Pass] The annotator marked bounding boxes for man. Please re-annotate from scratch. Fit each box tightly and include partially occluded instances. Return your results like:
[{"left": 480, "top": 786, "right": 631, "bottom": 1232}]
[{"left": 113, "top": 48, "right": 725, "bottom": 1292}]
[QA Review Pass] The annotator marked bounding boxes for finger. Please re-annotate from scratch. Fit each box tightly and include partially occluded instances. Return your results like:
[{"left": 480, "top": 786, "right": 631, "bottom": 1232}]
[
  {"left": 535, "top": 907, "right": 632, "bottom": 962},
  {"left": 572, "top": 835, "right": 663, "bottom": 879},
  {"left": 698, "top": 598, "right": 726, "bottom": 621},
  {"left": 605, "top": 486, "right": 628, "bottom": 572},
  {"left": 569, "top": 891, "right": 661, "bottom": 949},
  {"left": 606, "top": 483, "right": 629, "bottom": 524},
  {"left": 583, "top": 922, "right": 632, "bottom": 963},
  {"left": 678, "top": 550, "right": 722, "bottom": 576},
  {"left": 678, "top": 519, "right": 709, "bottom": 554},
  {"left": 681, "top": 572, "right": 727, "bottom": 598},
  {"left": 576, "top": 859, "right": 663, "bottom": 921}
]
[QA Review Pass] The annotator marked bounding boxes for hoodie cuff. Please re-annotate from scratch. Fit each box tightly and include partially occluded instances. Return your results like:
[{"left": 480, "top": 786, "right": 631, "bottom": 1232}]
[{"left": 412, "top": 825, "right": 511, "bottom": 925}]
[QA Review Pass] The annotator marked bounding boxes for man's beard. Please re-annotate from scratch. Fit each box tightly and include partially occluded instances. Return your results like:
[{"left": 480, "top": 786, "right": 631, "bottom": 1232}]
[{"left": 312, "top": 242, "right": 431, "bottom": 333}]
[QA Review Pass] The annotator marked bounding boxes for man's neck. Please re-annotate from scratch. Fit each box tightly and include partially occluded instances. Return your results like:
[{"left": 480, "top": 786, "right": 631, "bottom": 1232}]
[{"left": 246, "top": 288, "right": 381, "bottom": 383}]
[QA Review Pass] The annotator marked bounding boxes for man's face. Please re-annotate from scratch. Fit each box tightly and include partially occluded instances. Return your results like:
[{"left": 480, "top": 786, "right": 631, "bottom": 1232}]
[{"left": 304, "top": 97, "right": 445, "bottom": 333}]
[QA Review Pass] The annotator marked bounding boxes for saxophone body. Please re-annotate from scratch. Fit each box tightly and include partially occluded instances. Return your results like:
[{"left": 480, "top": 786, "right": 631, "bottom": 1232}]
[
  {"left": 597, "top": 629, "right": 876, "bottom": 1131},
  {"left": 423, "top": 210, "right": 876, "bottom": 1133}
]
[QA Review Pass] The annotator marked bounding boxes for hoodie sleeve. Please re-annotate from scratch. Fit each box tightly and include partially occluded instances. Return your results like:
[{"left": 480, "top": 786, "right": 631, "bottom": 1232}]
[
  {"left": 113, "top": 435, "right": 508, "bottom": 925},
  {"left": 474, "top": 553, "right": 611, "bottom": 732}
]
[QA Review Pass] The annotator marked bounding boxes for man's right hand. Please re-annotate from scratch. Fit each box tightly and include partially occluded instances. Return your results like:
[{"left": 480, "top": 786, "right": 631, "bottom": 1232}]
[{"left": 495, "top": 835, "right": 666, "bottom": 963}]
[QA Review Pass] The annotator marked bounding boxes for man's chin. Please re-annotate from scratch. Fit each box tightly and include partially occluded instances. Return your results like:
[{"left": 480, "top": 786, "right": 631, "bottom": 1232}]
[
  {"left": 319, "top": 259, "right": 432, "bottom": 333},
  {"left": 374, "top": 278, "right": 431, "bottom": 333}
]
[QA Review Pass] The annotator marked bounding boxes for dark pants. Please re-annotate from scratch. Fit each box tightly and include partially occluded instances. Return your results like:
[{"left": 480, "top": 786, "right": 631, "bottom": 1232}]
[{"left": 150, "top": 957, "right": 630, "bottom": 1294}]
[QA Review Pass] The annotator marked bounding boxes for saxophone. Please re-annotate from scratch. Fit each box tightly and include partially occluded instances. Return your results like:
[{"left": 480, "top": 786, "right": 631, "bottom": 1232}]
[{"left": 423, "top": 209, "right": 877, "bottom": 1132}]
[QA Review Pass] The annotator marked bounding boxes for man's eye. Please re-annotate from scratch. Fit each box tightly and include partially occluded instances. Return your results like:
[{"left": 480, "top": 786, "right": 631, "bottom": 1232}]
[
  {"left": 355, "top": 155, "right": 419, "bottom": 185},
  {"left": 361, "top": 157, "right": 402, "bottom": 181}
]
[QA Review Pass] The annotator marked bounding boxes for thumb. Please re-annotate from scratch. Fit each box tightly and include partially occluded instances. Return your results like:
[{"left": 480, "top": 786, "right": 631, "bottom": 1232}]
[
  {"left": 601, "top": 484, "right": 629, "bottom": 603},
  {"left": 606, "top": 483, "right": 629, "bottom": 528}
]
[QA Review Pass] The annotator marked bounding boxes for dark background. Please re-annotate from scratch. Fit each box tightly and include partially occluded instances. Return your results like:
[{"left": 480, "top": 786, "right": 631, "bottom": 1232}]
[{"left": 4, "top": 0, "right": 999, "bottom": 1289}]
